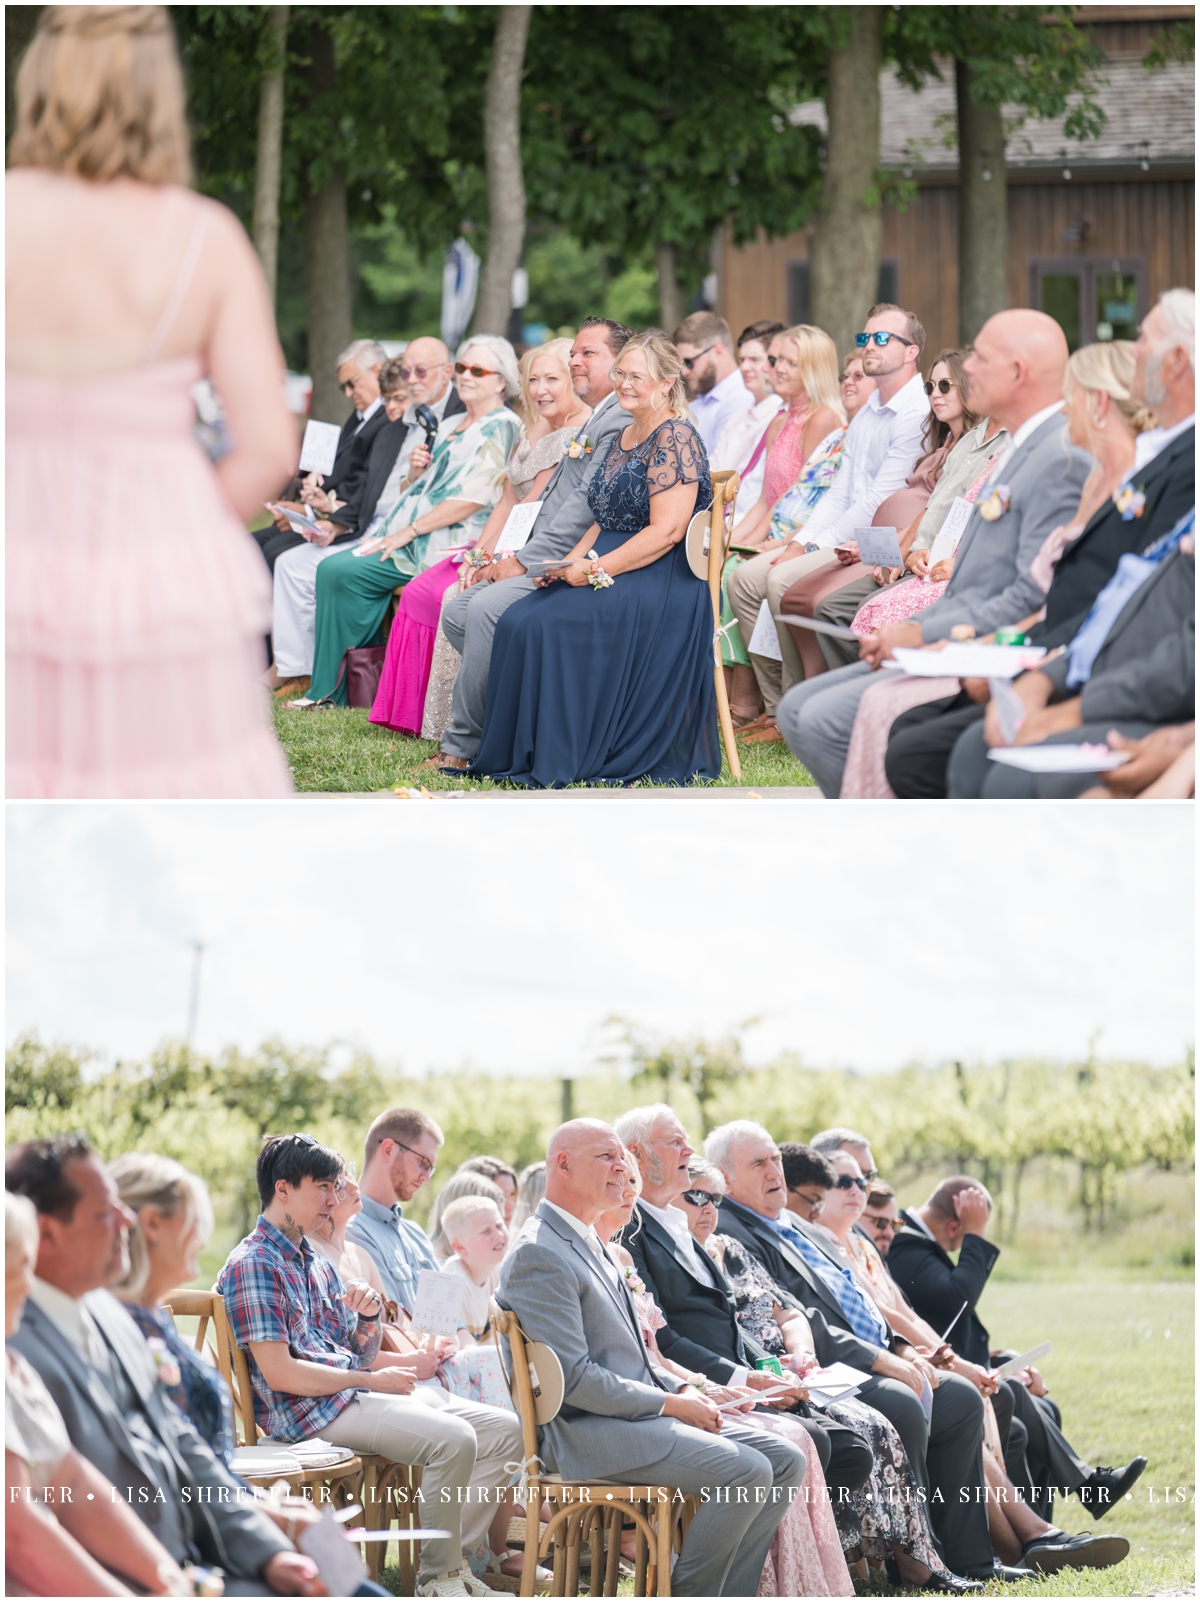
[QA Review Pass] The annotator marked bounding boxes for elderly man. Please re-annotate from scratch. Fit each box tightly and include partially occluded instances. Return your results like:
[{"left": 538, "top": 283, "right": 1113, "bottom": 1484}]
[
  {"left": 777, "top": 307, "right": 1091, "bottom": 794},
  {"left": 498, "top": 1118, "right": 806, "bottom": 1598},
  {"left": 706, "top": 1120, "right": 1012, "bottom": 1584},
  {"left": 727, "top": 302, "right": 929, "bottom": 739},
  {"left": 433, "top": 317, "right": 632, "bottom": 774},
  {"left": 673, "top": 310, "right": 752, "bottom": 455},
  {"left": 5, "top": 1137, "right": 316, "bottom": 1597}
]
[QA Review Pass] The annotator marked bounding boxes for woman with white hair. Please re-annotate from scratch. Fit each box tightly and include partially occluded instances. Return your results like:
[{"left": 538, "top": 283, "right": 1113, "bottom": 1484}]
[{"left": 292, "top": 334, "right": 523, "bottom": 707}]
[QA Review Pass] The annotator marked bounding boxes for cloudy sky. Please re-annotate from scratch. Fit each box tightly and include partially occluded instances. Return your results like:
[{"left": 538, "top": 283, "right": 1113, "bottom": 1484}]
[{"left": 6, "top": 803, "right": 1193, "bottom": 1077}]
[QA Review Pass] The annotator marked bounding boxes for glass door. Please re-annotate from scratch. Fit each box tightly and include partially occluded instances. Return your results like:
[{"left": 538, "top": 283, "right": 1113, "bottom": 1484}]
[{"left": 1028, "top": 258, "right": 1146, "bottom": 352}]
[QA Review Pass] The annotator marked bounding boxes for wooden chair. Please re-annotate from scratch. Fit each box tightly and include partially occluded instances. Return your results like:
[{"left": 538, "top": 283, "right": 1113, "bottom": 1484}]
[
  {"left": 706, "top": 469, "right": 743, "bottom": 781},
  {"left": 491, "top": 1303, "right": 696, "bottom": 1598}
]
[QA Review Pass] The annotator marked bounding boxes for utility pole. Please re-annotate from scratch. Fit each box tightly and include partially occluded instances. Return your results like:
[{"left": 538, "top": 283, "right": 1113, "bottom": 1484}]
[
  {"left": 561, "top": 1077, "right": 574, "bottom": 1124},
  {"left": 186, "top": 941, "right": 205, "bottom": 1048}
]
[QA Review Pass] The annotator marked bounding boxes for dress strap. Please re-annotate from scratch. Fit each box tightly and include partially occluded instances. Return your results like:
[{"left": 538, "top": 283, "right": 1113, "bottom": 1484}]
[{"left": 139, "top": 202, "right": 210, "bottom": 365}]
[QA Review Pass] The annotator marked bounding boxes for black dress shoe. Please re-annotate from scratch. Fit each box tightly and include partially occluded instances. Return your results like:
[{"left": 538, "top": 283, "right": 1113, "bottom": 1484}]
[
  {"left": 1076, "top": 1457, "right": 1148, "bottom": 1518},
  {"left": 1021, "top": 1529, "right": 1131, "bottom": 1572},
  {"left": 964, "top": 1558, "right": 1037, "bottom": 1582},
  {"left": 883, "top": 1556, "right": 985, "bottom": 1593}
]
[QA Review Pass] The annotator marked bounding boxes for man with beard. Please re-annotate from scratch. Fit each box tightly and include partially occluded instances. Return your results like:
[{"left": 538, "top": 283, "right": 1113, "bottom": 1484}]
[{"left": 673, "top": 311, "right": 752, "bottom": 455}]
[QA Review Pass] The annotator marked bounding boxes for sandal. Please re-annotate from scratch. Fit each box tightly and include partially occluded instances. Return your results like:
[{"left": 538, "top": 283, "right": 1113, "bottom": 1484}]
[{"left": 486, "top": 1549, "right": 552, "bottom": 1584}]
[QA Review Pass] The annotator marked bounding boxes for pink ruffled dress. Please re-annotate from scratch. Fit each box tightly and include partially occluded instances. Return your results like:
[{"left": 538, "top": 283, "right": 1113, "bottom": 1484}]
[{"left": 6, "top": 354, "right": 292, "bottom": 797}]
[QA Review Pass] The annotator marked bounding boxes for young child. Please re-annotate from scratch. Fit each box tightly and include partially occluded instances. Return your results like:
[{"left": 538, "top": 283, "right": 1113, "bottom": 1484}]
[{"left": 440, "top": 1196, "right": 508, "bottom": 1340}]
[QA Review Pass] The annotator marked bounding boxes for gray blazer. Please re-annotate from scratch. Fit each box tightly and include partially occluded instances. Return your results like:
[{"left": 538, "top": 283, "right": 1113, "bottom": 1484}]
[
  {"left": 10, "top": 1291, "right": 289, "bottom": 1581},
  {"left": 496, "top": 1200, "right": 686, "bottom": 1480},
  {"left": 917, "top": 411, "right": 1092, "bottom": 642},
  {"left": 1042, "top": 543, "right": 1194, "bottom": 725},
  {"left": 518, "top": 391, "right": 631, "bottom": 569}
]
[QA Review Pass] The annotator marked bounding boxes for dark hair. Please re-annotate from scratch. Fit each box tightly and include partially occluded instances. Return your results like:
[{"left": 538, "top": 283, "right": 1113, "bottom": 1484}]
[
  {"left": 6, "top": 1134, "right": 95, "bottom": 1220},
  {"left": 738, "top": 320, "right": 786, "bottom": 350},
  {"left": 778, "top": 1142, "right": 836, "bottom": 1192},
  {"left": 926, "top": 1174, "right": 991, "bottom": 1221},
  {"left": 922, "top": 347, "right": 979, "bottom": 454},
  {"left": 866, "top": 1182, "right": 897, "bottom": 1210},
  {"left": 578, "top": 316, "right": 634, "bottom": 357},
  {"left": 256, "top": 1133, "right": 342, "bottom": 1210},
  {"left": 867, "top": 301, "right": 926, "bottom": 356}
]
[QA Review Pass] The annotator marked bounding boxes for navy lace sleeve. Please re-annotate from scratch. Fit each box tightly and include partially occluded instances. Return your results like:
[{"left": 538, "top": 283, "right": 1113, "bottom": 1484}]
[{"left": 646, "top": 419, "right": 712, "bottom": 508}]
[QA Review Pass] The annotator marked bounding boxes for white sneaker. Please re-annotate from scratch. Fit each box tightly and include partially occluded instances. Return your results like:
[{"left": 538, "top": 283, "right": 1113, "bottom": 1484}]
[{"left": 417, "top": 1570, "right": 497, "bottom": 1598}]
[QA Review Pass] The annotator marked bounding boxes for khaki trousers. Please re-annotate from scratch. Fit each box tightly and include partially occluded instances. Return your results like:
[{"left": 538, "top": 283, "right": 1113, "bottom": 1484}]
[
  {"left": 726, "top": 548, "right": 837, "bottom": 714},
  {"left": 322, "top": 1387, "right": 521, "bottom": 1581}
]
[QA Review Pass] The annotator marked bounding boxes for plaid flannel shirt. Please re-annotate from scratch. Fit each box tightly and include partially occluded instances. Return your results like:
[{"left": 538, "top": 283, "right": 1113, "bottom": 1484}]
[
  {"left": 217, "top": 1216, "right": 368, "bottom": 1442},
  {"left": 767, "top": 1215, "right": 891, "bottom": 1349}
]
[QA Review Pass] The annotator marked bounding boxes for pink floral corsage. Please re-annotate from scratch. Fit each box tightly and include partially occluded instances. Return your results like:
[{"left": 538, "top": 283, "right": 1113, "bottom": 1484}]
[
  {"left": 146, "top": 1337, "right": 182, "bottom": 1389},
  {"left": 622, "top": 1265, "right": 646, "bottom": 1296}
]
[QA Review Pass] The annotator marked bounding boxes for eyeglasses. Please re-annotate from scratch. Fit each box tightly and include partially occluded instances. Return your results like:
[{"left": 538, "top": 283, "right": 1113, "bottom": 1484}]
[
  {"left": 856, "top": 331, "right": 916, "bottom": 348},
  {"left": 399, "top": 365, "right": 434, "bottom": 381},
  {"left": 681, "top": 1188, "right": 721, "bottom": 1208},
  {"left": 924, "top": 379, "right": 954, "bottom": 396},
  {"left": 340, "top": 374, "right": 365, "bottom": 392},
  {"left": 679, "top": 344, "right": 716, "bottom": 371},
  {"left": 392, "top": 1138, "right": 436, "bottom": 1177},
  {"left": 865, "top": 1214, "right": 905, "bottom": 1232},
  {"left": 859, "top": 1167, "right": 879, "bottom": 1182},
  {"left": 455, "top": 362, "right": 500, "bottom": 379},
  {"left": 791, "top": 1191, "right": 826, "bottom": 1215},
  {"left": 768, "top": 354, "right": 798, "bottom": 369},
  {"left": 611, "top": 368, "right": 656, "bottom": 387},
  {"left": 833, "top": 1174, "right": 868, "bottom": 1192}
]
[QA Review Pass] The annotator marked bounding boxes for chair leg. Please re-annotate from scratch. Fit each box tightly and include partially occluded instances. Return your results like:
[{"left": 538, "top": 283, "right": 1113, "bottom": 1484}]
[
  {"left": 713, "top": 651, "right": 742, "bottom": 780},
  {"left": 655, "top": 1501, "right": 673, "bottom": 1598},
  {"left": 634, "top": 1516, "right": 649, "bottom": 1597},
  {"left": 602, "top": 1509, "right": 623, "bottom": 1596}
]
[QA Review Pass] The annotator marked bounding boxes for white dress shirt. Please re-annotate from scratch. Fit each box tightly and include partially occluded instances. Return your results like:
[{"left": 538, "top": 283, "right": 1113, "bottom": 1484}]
[
  {"left": 690, "top": 367, "right": 753, "bottom": 456},
  {"left": 28, "top": 1277, "right": 108, "bottom": 1367},
  {"left": 543, "top": 1200, "right": 618, "bottom": 1282},
  {"left": 639, "top": 1200, "right": 747, "bottom": 1384},
  {"left": 798, "top": 371, "right": 931, "bottom": 549},
  {"left": 354, "top": 394, "right": 383, "bottom": 433},
  {"left": 1127, "top": 412, "right": 1195, "bottom": 480}
]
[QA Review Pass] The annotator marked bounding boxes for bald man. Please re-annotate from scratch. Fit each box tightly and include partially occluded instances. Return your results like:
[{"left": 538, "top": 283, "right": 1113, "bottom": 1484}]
[
  {"left": 498, "top": 1120, "right": 806, "bottom": 1597},
  {"left": 777, "top": 308, "right": 1092, "bottom": 796}
]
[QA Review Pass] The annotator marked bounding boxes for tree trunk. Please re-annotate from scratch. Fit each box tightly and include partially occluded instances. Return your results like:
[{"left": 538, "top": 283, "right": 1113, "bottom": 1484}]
[
  {"left": 303, "top": 22, "right": 352, "bottom": 423},
  {"left": 809, "top": 7, "right": 883, "bottom": 361},
  {"left": 655, "top": 241, "right": 683, "bottom": 336},
  {"left": 957, "top": 57, "right": 1008, "bottom": 344},
  {"left": 252, "top": 4, "right": 289, "bottom": 307},
  {"left": 5, "top": 6, "right": 43, "bottom": 146},
  {"left": 473, "top": 4, "right": 532, "bottom": 336}
]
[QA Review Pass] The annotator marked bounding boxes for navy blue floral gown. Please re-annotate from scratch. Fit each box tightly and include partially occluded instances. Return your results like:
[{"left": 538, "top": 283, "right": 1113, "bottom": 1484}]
[{"left": 472, "top": 418, "right": 719, "bottom": 787}]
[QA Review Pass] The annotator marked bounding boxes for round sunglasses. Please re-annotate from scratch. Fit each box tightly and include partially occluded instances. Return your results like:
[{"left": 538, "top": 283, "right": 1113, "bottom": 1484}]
[
  {"left": 855, "top": 331, "right": 916, "bottom": 348},
  {"left": 925, "top": 378, "right": 954, "bottom": 396}
]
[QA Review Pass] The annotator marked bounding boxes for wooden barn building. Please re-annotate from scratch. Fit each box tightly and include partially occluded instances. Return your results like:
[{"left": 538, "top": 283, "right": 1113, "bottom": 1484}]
[{"left": 718, "top": 6, "right": 1195, "bottom": 355}]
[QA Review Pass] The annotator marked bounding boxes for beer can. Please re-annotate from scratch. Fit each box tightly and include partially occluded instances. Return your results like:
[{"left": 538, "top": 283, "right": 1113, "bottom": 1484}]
[
  {"left": 994, "top": 628, "right": 1029, "bottom": 646},
  {"left": 756, "top": 1356, "right": 785, "bottom": 1377}
]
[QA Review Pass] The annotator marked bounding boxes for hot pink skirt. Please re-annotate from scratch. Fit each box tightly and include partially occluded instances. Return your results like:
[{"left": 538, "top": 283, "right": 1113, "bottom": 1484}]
[{"left": 370, "top": 556, "right": 461, "bottom": 735}]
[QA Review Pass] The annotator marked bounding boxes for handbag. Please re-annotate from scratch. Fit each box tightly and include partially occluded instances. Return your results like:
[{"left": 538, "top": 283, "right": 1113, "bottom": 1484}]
[{"left": 318, "top": 645, "right": 386, "bottom": 708}]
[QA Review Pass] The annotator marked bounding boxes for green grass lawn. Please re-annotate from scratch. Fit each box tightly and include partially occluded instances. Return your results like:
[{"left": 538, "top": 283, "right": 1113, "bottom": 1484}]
[{"left": 272, "top": 699, "right": 816, "bottom": 792}]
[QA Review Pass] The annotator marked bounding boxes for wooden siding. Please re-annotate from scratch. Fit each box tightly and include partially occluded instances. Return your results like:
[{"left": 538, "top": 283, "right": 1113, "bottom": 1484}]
[{"left": 721, "top": 178, "right": 1194, "bottom": 357}]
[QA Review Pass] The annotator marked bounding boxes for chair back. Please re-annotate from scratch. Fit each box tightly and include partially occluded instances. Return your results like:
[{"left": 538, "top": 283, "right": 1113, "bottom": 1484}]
[
  {"left": 707, "top": 469, "right": 741, "bottom": 612},
  {"left": 490, "top": 1301, "right": 544, "bottom": 1472}
]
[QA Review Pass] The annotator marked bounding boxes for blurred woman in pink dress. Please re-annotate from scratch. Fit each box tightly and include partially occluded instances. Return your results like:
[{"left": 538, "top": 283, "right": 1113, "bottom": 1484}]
[{"left": 6, "top": 6, "right": 297, "bottom": 796}]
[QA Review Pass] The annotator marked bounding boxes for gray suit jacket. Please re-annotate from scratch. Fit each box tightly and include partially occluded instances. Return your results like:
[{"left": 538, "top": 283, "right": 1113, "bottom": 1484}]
[
  {"left": 517, "top": 391, "right": 632, "bottom": 569},
  {"left": 917, "top": 411, "right": 1092, "bottom": 642},
  {"left": 10, "top": 1291, "right": 289, "bottom": 1579},
  {"left": 1042, "top": 543, "right": 1195, "bottom": 725},
  {"left": 496, "top": 1201, "right": 686, "bottom": 1480}
]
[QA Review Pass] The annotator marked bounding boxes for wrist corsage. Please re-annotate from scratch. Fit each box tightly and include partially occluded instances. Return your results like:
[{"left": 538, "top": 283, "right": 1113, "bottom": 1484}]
[
  {"left": 462, "top": 548, "right": 492, "bottom": 570},
  {"left": 585, "top": 550, "right": 614, "bottom": 590}
]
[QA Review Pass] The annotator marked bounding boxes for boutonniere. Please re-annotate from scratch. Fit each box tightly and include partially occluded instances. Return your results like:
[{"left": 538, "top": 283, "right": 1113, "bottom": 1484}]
[
  {"left": 622, "top": 1265, "right": 646, "bottom": 1296},
  {"left": 1113, "top": 484, "right": 1146, "bottom": 520},
  {"left": 978, "top": 484, "right": 1012, "bottom": 522},
  {"left": 565, "top": 435, "right": 593, "bottom": 459},
  {"left": 146, "top": 1337, "right": 182, "bottom": 1389}
]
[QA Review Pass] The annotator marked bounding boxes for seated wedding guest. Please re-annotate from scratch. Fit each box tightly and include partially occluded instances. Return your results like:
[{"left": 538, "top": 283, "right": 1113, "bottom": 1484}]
[
  {"left": 705, "top": 1121, "right": 1008, "bottom": 1585},
  {"left": 5, "top": 1138, "right": 311, "bottom": 1597},
  {"left": 440, "top": 1197, "right": 507, "bottom": 1339},
  {"left": 889, "top": 1176, "right": 1145, "bottom": 1522},
  {"left": 679, "top": 1162, "right": 974, "bottom": 1593},
  {"left": 6, "top": 1190, "right": 194, "bottom": 1599},
  {"left": 288, "top": 337, "right": 522, "bottom": 708},
  {"left": 497, "top": 1118, "right": 807, "bottom": 1598},
  {"left": 711, "top": 320, "right": 786, "bottom": 522},
  {"left": 510, "top": 1160, "right": 546, "bottom": 1234},
  {"left": 674, "top": 310, "right": 753, "bottom": 454},
  {"left": 861, "top": 1182, "right": 904, "bottom": 1257},
  {"left": 780, "top": 308, "right": 1089, "bottom": 797},
  {"left": 472, "top": 331, "right": 720, "bottom": 788},
  {"left": 427, "top": 1173, "right": 507, "bottom": 1259},
  {"left": 1083, "top": 722, "right": 1196, "bottom": 798},
  {"left": 455, "top": 1156, "right": 519, "bottom": 1226},
  {"left": 370, "top": 338, "right": 589, "bottom": 739},
  {"left": 218, "top": 1133, "right": 523, "bottom": 1598},
  {"left": 809, "top": 1127, "right": 879, "bottom": 1181},
  {"left": 434, "top": 318, "right": 632, "bottom": 774},
  {"left": 346, "top": 1108, "right": 446, "bottom": 1314},
  {"left": 597, "top": 1155, "right": 855, "bottom": 1599},
  {"left": 255, "top": 338, "right": 389, "bottom": 572},
  {"left": 779, "top": 1141, "right": 837, "bottom": 1223}
]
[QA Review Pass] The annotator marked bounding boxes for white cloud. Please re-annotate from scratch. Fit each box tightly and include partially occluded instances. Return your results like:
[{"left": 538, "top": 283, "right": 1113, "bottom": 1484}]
[{"left": 6, "top": 802, "right": 1193, "bottom": 1075}]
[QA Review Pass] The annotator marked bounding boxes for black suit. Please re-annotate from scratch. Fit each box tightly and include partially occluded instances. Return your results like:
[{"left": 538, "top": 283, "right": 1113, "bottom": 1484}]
[
  {"left": 255, "top": 403, "right": 390, "bottom": 574},
  {"left": 333, "top": 387, "right": 467, "bottom": 540},
  {"left": 622, "top": 1203, "right": 872, "bottom": 1498},
  {"left": 885, "top": 426, "right": 1195, "bottom": 797},
  {"left": 716, "top": 1197, "right": 992, "bottom": 1577}
]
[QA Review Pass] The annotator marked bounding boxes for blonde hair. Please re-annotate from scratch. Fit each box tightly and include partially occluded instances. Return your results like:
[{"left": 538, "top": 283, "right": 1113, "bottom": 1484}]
[
  {"left": 5, "top": 1191, "right": 40, "bottom": 1263},
  {"left": 517, "top": 338, "right": 574, "bottom": 429},
  {"left": 10, "top": 7, "right": 191, "bottom": 185},
  {"left": 1063, "top": 341, "right": 1156, "bottom": 441},
  {"left": 440, "top": 1194, "right": 502, "bottom": 1247},
  {"left": 778, "top": 324, "right": 845, "bottom": 423},
  {"left": 109, "top": 1153, "right": 213, "bottom": 1301},
  {"left": 427, "top": 1173, "right": 505, "bottom": 1259},
  {"left": 612, "top": 330, "right": 691, "bottom": 421}
]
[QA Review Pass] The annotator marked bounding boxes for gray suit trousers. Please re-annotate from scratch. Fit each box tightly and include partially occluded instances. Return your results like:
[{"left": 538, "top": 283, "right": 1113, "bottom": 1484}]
[
  {"left": 440, "top": 574, "right": 537, "bottom": 760},
  {"left": 948, "top": 718, "right": 1157, "bottom": 798},
  {"left": 618, "top": 1415, "right": 805, "bottom": 1596},
  {"left": 776, "top": 659, "right": 876, "bottom": 796}
]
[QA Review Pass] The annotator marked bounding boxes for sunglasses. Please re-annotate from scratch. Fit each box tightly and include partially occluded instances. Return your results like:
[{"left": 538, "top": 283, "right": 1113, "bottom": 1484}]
[
  {"left": 681, "top": 1188, "right": 721, "bottom": 1208},
  {"left": 865, "top": 1214, "right": 906, "bottom": 1232},
  {"left": 680, "top": 344, "right": 716, "bottom": 370},
  {"left": 455, "top": 362, "right": 500, "bottom": 379},
  {"left": 340, "top": 375, "right": 365, "bottom": 392},
  {"left": 399, "top": 365, "right": 435, "bottom": 381},
  {"left": 855, "top": 331, "right": 916, "bottom": 348},
  {"left": 833, "top": 1174, "right": 868, "bottom": 1192},
  {"left": 925, "top": 379, "right": 954, "bottom": 396}
]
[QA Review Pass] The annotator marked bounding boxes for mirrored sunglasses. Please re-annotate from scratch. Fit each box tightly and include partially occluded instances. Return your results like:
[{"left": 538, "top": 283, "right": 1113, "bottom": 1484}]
[
  {"left": 855, "top": 331, "right": 916, "bottom": 348},
  {"left": 681, "top": 1188, "right": 722, "bottom": 1207}
]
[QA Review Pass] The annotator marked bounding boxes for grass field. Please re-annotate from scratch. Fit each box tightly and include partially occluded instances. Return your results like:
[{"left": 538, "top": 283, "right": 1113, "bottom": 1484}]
[{"left": 272, "top": 699, "right": 816, "bottom": 792}]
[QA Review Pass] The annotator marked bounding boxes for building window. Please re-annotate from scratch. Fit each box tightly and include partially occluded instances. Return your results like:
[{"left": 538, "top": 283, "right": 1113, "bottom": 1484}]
[
  {"left": 1028, "top": 258, "right": 1146, "bottom": 352},
  {"left": 786, "top": 260, "right": 900, "bottom": 327}
]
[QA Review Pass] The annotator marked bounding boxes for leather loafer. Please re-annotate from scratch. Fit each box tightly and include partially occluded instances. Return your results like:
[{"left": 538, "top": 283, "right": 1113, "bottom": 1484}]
[
  {"left": 1077, "top": 1457, "right": 1147, "bottom": 1518},
  {"left": 1021, "top": 1530, "right": 1131, "bottom": 1572},
  {"left": 964, "top": 1559, "right": 1037, "bottom": 1582},
  {"left": 883, "top": 1556, "right": 984, "bottom": 1593}
]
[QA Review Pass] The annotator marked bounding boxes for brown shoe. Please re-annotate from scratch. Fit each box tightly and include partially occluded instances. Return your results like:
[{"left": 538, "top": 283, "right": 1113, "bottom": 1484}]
[
  {"left": 273, "top": 676, "right": 311, "bottom": 699},
  {"left": 740, "top": 724, "right": 784, "bottom": 745},
  {"left": 418, "top": 753, "right": 468, "bottom": 774},
  {"left": 735, "top": 713, "right": 773, "bottom": 738}
]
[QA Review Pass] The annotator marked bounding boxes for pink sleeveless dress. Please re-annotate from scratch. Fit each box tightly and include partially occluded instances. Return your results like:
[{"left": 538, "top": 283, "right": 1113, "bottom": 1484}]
[{"left": 6, "top": 213, "right": 292, "bottom": 797}]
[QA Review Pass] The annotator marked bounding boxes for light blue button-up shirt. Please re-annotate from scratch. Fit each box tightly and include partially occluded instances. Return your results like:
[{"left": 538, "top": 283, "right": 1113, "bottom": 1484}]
[{"left": 346, "top": 1193, "right": 441, "bottom": 1315}]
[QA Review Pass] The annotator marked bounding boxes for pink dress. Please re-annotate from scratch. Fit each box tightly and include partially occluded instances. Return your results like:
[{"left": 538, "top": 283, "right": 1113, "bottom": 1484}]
[
  {"left": 761, "top": 405, "right": 810, "bottom": 508},
  {"left": 6, "top": 355, "right": 292, "bottom": 797}
]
